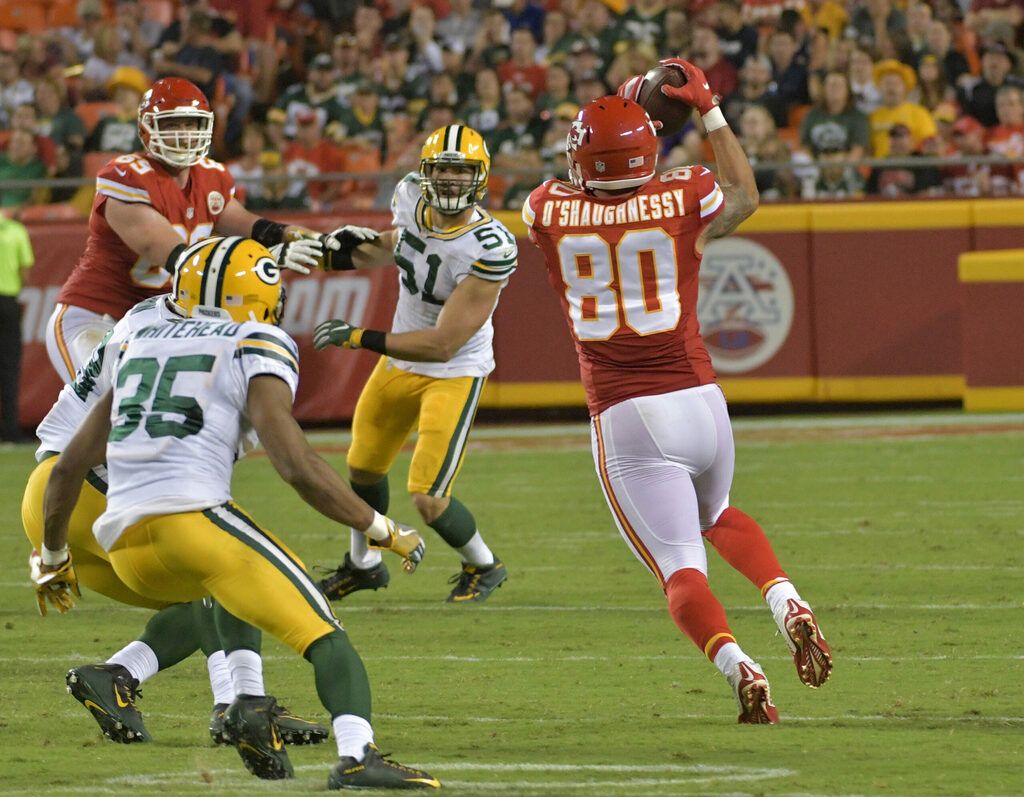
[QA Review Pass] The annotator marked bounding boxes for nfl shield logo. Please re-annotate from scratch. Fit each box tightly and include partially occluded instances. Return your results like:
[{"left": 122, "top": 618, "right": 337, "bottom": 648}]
[{"left": 595, "top": 161, "right": 606, "bottom": 173}]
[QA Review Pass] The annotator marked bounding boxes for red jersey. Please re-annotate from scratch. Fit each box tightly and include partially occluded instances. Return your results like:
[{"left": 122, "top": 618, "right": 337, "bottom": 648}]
[
  {"left": 986, "top": 124, "right": 1024, "bottom": 195},
  {"left": 524, "top": 167, "right": 725, "bottom": 415},
  {"left": 59, "top": 152, "right": 236, "bottom": 318}
]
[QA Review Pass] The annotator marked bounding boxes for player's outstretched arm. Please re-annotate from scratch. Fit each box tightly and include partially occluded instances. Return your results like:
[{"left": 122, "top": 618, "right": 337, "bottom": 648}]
[
  {"left": 106, "top": 198, "right": 192, "bottom": 271},
  {"left": 313, "top": 274, "right": 502, "bottom": 362},
  {"left": 246, "top": 375, "right": 425, "bottom": 568}
]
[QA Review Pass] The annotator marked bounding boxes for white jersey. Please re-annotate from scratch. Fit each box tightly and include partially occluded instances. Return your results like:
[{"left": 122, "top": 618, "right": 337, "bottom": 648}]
[
  {"left": 35, "top": 296, "right": 178, "bottom": 488},
  {"left": 93, "top": 318, "right": 299, "bottom": 551},
  {"left": 387, "top": 174, "right": 518, "bottom": 378}
]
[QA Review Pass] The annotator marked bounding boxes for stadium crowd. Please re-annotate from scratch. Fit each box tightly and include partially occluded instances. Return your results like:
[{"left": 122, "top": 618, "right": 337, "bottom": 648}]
[{"left": 0, "top": 0, "right": 1023, "bottom": 215}]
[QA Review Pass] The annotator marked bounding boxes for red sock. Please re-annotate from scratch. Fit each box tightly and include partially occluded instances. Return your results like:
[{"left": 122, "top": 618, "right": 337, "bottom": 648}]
[
  {"left": 664, "top": 568, "right": 735, "bottom": 660},
  {"left": 704, "top": 507, "right": 788, "bottom": 597}
]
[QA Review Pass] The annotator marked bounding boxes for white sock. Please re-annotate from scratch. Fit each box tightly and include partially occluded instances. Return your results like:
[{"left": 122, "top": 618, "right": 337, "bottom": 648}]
[
  {"left": 712, "top": 641, "right": 751, "bottom": 680},
  {"left": 106, "top": 641, "right": 159, "bottom": 684},
  {"left": 350, "top": 528, "right": 382, "bottom": 569},
  {"left": 457, "top": 531, "right": 494, "bottom": 566},
  {"left": 225, "top": 649, "right": 265, "bottom": 697},
  {"left": 207, "top": 651, "right": 235, "bottom": 705},
  {"left": 333, "top": 714, "right": 374, "bottom": 760},
  {"left": 764, "top": 580, "right": 802, "bottom": 618}
]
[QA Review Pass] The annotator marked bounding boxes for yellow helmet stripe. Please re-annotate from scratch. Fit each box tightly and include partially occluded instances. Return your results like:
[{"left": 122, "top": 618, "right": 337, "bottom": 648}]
[{"left": 202, "top": 236, "right": 245, "bottom": 309}]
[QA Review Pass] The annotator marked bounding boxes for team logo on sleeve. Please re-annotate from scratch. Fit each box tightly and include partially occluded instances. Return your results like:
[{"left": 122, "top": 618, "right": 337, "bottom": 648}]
[
  {"left": 207, "top": 191, "right": 225, "bottom": 214},
  {"left": 698, "top": 238, "right": 794, "bottom": 374}
]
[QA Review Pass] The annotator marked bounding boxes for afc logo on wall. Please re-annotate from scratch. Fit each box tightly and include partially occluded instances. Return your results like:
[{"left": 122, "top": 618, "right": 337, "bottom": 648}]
[{"left": 698, "top": 237, "right": 794, "bottom": 374}]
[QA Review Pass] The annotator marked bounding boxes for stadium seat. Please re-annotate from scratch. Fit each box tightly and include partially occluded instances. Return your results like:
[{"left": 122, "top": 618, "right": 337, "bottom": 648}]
[
  {"left": 0, "top": 2, "right": 47, "bottom": 32},
  {"left": 45, "top": 0, "right": 80, "bottom": 28},
  {"left": 18, "top": 203, "right": 84, "bottom": 222},
  {"left": 75, "top": 102, "right": 119, "bottom": 135},
  {"left": 140, "top": 0, "right": 174, "bottom": 27},
  {"left": 83, "top": 150, "right": 119, "bottom": 178}
]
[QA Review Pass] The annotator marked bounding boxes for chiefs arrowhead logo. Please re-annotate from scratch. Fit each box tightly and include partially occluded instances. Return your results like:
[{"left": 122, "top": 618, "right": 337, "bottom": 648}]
[{"left": 567, "top": 120, "right": 587, "bottom": 151}]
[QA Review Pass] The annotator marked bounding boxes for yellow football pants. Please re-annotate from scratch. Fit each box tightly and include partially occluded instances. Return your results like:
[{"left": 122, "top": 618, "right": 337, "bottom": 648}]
[
  {"left": 21, "top": 457, "right": 169, "bottom": 610},
  {"left": 108, "top": 503, "right": 342, "bottom": 655},
  {"left": 347, "top": 358, "right": 485, "bottom": 497}
]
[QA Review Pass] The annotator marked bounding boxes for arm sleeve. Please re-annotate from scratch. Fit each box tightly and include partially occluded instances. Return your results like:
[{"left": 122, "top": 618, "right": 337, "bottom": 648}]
[
  {"left": 94, "top": 157, "right": 153, "bottom": 206},
  {"left": 18, "top": 223, "right": 33, "bottom": 268},
  {"left": 696, "top": 168, "right": 725, "bottom": 221},
  {"left": 469, "top": 228, "right": 518, "bottom": 282},
  {"left": 237, "top": 325, "right": 300, "bottom": 398},
  {"left": 390, "top": 173, "right": 421, "bottom": 228}
]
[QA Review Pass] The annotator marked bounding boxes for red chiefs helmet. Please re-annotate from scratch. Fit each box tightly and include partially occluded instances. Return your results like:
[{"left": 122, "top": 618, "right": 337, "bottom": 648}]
[
  {"left": 566, "top": 97, "right": 658, "bottom": 193},
  {"left": 138, "top": 78, "right": 214, "bottom": 168}
]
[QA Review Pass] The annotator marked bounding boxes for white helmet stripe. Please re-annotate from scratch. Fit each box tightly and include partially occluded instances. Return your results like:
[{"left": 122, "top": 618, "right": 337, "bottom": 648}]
[
  {"left": 444, "top": 124, "right": 461, "bottom": 153},
  {"left": 202, "top": 236, "right": 243, "bottom": 308}
]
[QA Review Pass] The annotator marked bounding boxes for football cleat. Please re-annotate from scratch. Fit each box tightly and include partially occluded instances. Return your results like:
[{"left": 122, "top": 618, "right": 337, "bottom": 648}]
[
  {"left": 730, "top": 660, "right": 780, "bottom": 725},
  {"left": 66, "top": 664, "right": 151, "bottom": 743},
  {"left": 223, "top": 695, "right": 293, "bottom": 780},
  {"left": 318, "top": 553, "right": 390, "bottom": 601},
  {"left": 327, "top": 743, "right": 440, "bottom": 790},
  {"left": 775, "top": 598, "right": 833, "bottom": 688},
  {"left": 211, "top": 701, "right": 329, "bottom": 746},
  {"left": 446, "top": 558, "right": 507, "bottom": 603}
]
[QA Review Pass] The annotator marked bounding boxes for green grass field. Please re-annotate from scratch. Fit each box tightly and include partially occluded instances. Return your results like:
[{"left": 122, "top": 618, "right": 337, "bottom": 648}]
[{"left": 2, "top": 412, "right": 1022, "bottom": 796}]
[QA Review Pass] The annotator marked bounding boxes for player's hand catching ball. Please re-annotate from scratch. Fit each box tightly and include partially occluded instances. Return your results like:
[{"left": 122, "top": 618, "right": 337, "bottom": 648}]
[
  {"left": 270, "top": 238, "right": 323, "bottom": 275},
  {"left": 30, "top": 550, "right": 81, "bottom": 616},
  {"left": 313, "top": 318, "right": 361, "bottom": 350},
  {"left": 657, "top": 58, "right": 719, "bottom": 115}
]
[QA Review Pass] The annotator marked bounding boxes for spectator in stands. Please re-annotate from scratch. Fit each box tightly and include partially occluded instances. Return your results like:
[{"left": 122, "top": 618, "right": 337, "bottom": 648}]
[
  {"left": 722, "top": 55, "right": 788, "bottom": 130},
  {"left": 663, "top": 126, "right": 705, "bottom": 170},
  {"left": 376, "top": 37, "right": 416, "bottom": 119},
  {"left": 7, "top": 104, "right": 57, "bottom": 176},
  {"left": 988, "top": 85, "right": 1024, "bottom": 194},
  {"left": 536, "top": 63, "right": 576, "bottom": 115},
  {"left": 0, "top": 51, "right": 34, "bottom": 129},
  {"left": 662, "top": 7, "right": 690, "bottom": 56},
  {"left": 768, "top": 29, "right": 811, "bottom": 112},
  {"left": 800, "top": 70, "right": 871, "bottom": 161},
  {"left": 85, "top": 69, "right": 146, "bottom": 154},
  {"left": 332, "top": 34, "right": 366, "bottom": 108},
  {"left": 82, "top": 25, "right": 145, "bottom": 101},
  {"left": 866, "top": 123, "right": 942, "bottom": 196},
  {"left": 806, "top": 140, "right": 866, "bottom": 199},
  {"left": 959, "top": 42, "right": 1022, "bottom": 127},
  {"left": 537, "top": 10, "right": 571, "bottom": 63},
  {"left": 425, "top": 73, "right": 460, "bottom": 121},
  {"left": 566, "top": 40, "right": 605, "bottom": 88},
  {"left": 34, "top": 78, "right": 86, "bottom": 197},
  {"left": 849, "top": 0, "right": 906, "bottom": 58},
  {"left": 116, "top": 0, "right": 164, "bottom": 56},
  {"left": 283, "top": 110, "right": 345, "bottom": 210},
  {"left": 912, "top": 54, "right": 956, "bottom": 111},
  {"left": 869, "top": 59, "right": 937, "bottom": 156},
  {"left": 419, "top": 103, "right": 456, "bottom": 135},
  {"left": 468, "top": 9, "right": 511, "bottom": 72},
  {"left": 490, "top": 86, "right": 545, "bottom": 173},
  {"left": 407, "top": 5, "right": 444, "bottom": 83},
  {"left": 943, "top": 115, "right": 992, "bottom": 196},
  {"left": 499, "top": 28, "right": 547, "bottom": 99},
  {"left": 249, "top": 151, "right": 304, "bottom": 210},
  {"left": 902, "top": 1, "right": 934, "bottom": 65},
  {"left": 461, "top": 69, "right": 504, "bottom": 143},
  {"left": 802, "top": 0, "right": 850, "bottom": 42},
  {"left": 381, "top": 0, "right": 413, "bottom": 41},
  {"left": 339, "top": 81, "right": 386, "bottom": 159},
  {"left": 352, "top": 4, "right": 384, "bottom": 59},
  {"left": 439, "top": 44, "right": 474, "bottom": 108},
  {"left": 689, "top": 25, "right": 738, "bottom": 98},
  {"left": 505, "top": 0, "right": 546, "bottom": 43},
  {"left": 228, "top": 123, "right": 271, "bottom": 204},
  {"left": 925, "top": 20, "right": 970, "bottom": 86},
  {"left": 158, "top": 0, "right": 244, "bottom": 61},
  {"left": 0, "top": 208, "right": 32, "bottom": 443},
  {"left": 566, "top": 0, "right": 617, "bottom": 69},
  {"left": 154, "top": 9, "right": 225, "bottom": 102},
  {"left": 606, "top": 41, "right": 659, "bottom": 94},
  {"left": 270, "top": 53, "right": 347, "bottom": 140},
  {"left": 739, "top": 104, "right": 799, "bottom": 200},
  {"left": 849, "top": 46, "right": 883, "bottom": 114},
  {"left": 574, "top": 75, "right": 610, "bottom": 105},
  {"left": 0, "top": 130, "right": 47, "bottom": 209},
  {"left": 63, "top": 0, "right": 106, "bottom": 61},
  {"left": 930, "top": 101, "right": 960, "bottom": 153},
  {"left": 382, "top": 112, "right": 420, "bottom": 173},
  {"left": 717, "top": 0, "right": 759, "bottom": 70},
  {"left": 619, "top": 0, "right": 668, "bottom": 50},
  {"left": 436, "top": 0, "right": 481, "bottom": 54}
]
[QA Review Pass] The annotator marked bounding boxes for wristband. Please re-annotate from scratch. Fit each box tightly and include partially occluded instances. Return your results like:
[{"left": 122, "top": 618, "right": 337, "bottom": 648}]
[
  {"left": 358, "top": 329, "right": 387, "bottom": 354},
  {"left": 251, "top": 218, "right": 287, "bottom": 247},
  {"left": 323, "top": 247, "right": 356, "bottom": 271},
  {"left": 702, "top": 106, "right": 728, "bottom": 133},
  {"left": 362, "top": 511, "right": 393, "bottom": 542},
  {"left": 163, "top": 242, "right": 186, "bottom": 274},
  {"left": 41, "top": 545, "right": 69, "bottom": 566}
]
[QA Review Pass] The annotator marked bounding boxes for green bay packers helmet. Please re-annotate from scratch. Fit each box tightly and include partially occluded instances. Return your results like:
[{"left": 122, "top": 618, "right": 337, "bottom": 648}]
[
  {"left": 172, "top": 236, "right": 285, "bottom": 325},
  {"left": 419, "top": 124, "right": 490, "bottom": 214}
]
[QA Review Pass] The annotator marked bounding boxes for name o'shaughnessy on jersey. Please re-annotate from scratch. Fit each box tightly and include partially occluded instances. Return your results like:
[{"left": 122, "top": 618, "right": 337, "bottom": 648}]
[
  {"left": 93, "top": 318, "right": 300, "bottom": 551},
  {"left": 388, "top": 174, "right": 518, "bottom": 378},
  {"left": 35, "top": 295, "right": 178, "bottom": 462}
]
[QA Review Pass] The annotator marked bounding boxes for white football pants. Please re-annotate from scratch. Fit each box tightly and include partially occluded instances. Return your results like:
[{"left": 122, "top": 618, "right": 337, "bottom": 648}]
[
  {"left": 590, "top": 384, "right": 734, "bottom": 586},
  {"left": 45, "top": 303, "right": 116, "bottom": 384}
]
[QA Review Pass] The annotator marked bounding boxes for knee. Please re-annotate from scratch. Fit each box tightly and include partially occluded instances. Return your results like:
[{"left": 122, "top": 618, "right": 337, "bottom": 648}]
[
  {"left": 411, "top": 493, "right": 447, "bottom": 524},
  {"left": 665, "top": 567, "right": 709, "bottom": 612}
]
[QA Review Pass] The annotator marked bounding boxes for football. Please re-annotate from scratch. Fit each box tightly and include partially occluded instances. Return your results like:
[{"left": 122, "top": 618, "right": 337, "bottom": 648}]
[{"left": 634, "top": 65, "right": 692, "bottom": 137}]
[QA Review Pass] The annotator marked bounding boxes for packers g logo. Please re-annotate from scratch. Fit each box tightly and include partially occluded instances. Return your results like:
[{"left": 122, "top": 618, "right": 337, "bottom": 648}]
[
  {"left": 253, "top": 256, "right": 280, "bottom": 285},
  {"left": 567, "top": 120, "right": 587, "bottom": 151}
]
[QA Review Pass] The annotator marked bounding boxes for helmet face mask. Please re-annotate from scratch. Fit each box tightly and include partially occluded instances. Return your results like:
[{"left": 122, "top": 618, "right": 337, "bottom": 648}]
[
  {"left": 172, "top": 237, "right": 285, "bottom": 326},
  {"left": 138, "top": 78, "right": 214, "bottom": 168},
  {"left": 565, "top": 97, "right": 659, "bottom": 194},
  {"left": 419, "top": 125, "right": 490, "bottom": 215}
]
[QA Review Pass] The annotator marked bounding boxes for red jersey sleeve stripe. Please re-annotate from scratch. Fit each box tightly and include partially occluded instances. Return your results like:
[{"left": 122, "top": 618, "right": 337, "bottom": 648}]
[
  {"left": 95, "top": 178, "right": 151, "bottom": 204},
  {"left": 699, "top": 184, "right": 724, "bottom": 219}
]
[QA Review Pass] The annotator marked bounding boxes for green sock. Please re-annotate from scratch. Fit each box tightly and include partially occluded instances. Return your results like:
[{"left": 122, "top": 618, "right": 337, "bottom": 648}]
[
  {"left": 351, "top": 477, "right": 389, "bottom": 514},
  {"left": 304, "top": 631, "right": 372, "bottom": 720},
  {"left": 429, "top": 496, "right": 478, "bottom": 549},
  {"left": 191, "top": 599, "right": 222, "bottom": 657},
  {"left": 213, "top": 601, "right": 262, "bottom": 653},
  {"left": 138, "top": 602, "right": 201, "bottom": 670}
]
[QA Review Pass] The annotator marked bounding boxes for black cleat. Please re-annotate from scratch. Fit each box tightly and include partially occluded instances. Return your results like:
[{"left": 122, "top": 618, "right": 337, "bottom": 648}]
[
  {"left": 224, "top": 695, "right": 293, "bottom": 780},
  {"left": 318, "top": 552, "right": 390, "bottom": 601},
  {"left": 67, "top": 664, "right": 151, "bottom": 743},
  {"left": 328, "top": 743, "right": 440, "bottom": 790},
  {"left": 446, "top": 558, "right": 507, "bottom": 603},
  {"left": 211, "top": 701, "right": 328, "bottom": 746}
]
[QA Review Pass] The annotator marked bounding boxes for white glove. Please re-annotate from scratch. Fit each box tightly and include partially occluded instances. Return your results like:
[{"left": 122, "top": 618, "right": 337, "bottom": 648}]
[
  {"left": 269, "top": 237, "right": 324, "bottom": 275},
  {"left": 322, "top": 225, "right": 380, "bottom": 252}
]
